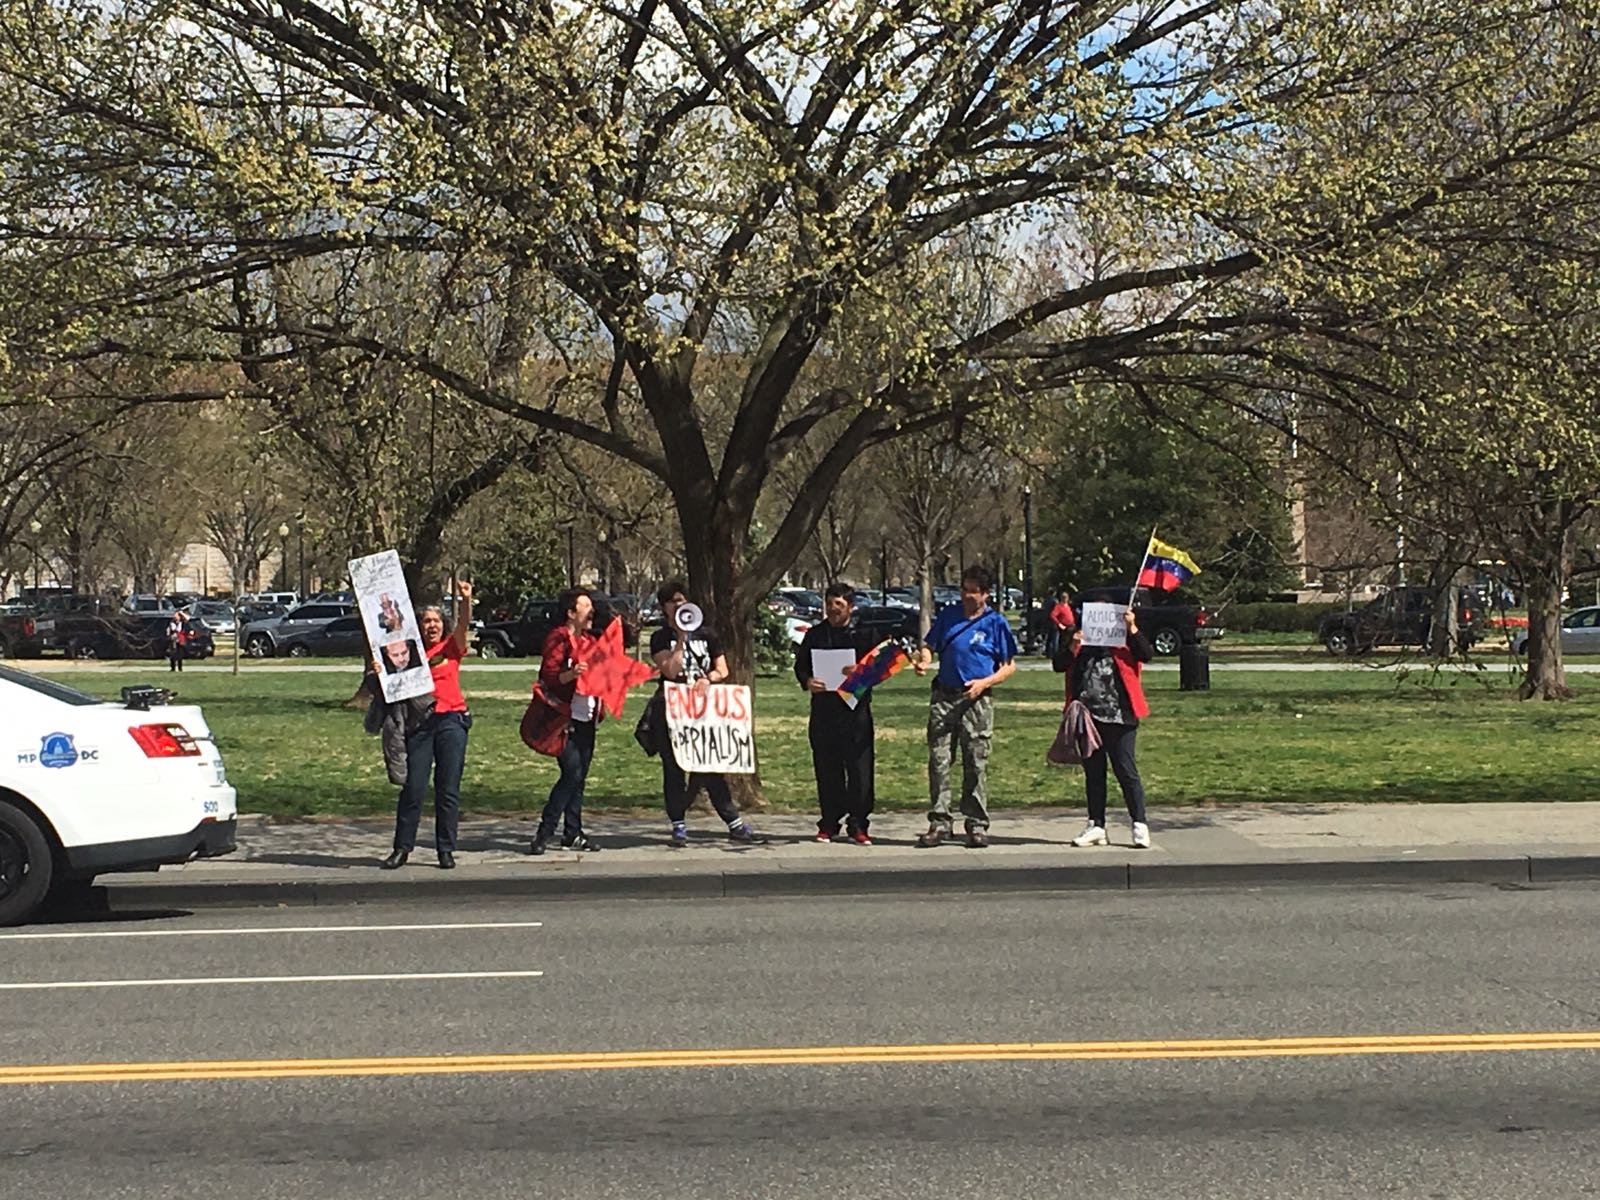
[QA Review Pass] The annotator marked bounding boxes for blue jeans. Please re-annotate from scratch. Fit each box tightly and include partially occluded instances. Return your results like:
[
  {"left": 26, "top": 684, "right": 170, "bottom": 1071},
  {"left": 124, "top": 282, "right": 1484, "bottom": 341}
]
[
  {"left": 538, "top": 720, "right": 595, "bottom": 842},
  {"left": 394, "top": 711, "right": 470, "bottom": 852}
]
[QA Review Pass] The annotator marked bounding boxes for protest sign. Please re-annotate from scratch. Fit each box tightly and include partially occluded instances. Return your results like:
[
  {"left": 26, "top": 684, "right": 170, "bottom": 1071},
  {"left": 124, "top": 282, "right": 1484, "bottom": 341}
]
[
  {"left": 663, "top": 681, "right": 756, "bottom": 774},
  {"left": 1079, "top": 602, "right": 1128, "bottom": 648},
  {"left": 348, "top": 550, "right": 434, "bottom": 703},
  {"left": 811, "top": 648, "right": 859, "bottom": 710}
]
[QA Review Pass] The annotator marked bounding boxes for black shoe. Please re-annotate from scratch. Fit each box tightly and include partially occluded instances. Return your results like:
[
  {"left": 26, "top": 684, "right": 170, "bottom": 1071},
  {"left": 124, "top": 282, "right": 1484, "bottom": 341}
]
[
  {"left": 529, "top": 836, "right": 549, "bottom": 856},
  {"left": 915, "top": 826, "right": 951, "bottom": 848},
  {"left": 437, "top": 851, "right": 456, "bottom": 870},
  {"left": 728, "top": 822, "right": 767, "bottom": 845},
  {"left": 380, "top": 849, "right": 409, "bottom": 870},
  {"left": 965, "top": 828, "right": 990, "bottom": 849},
  {"left": 562, "top": 834, "right": 602, "bottom": 853}
]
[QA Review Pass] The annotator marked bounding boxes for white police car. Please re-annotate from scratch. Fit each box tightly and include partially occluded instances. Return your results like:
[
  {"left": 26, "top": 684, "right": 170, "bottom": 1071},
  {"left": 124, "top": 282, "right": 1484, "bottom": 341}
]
[{"left": 0, "top": 665, "right": 237, "bottom": 925}]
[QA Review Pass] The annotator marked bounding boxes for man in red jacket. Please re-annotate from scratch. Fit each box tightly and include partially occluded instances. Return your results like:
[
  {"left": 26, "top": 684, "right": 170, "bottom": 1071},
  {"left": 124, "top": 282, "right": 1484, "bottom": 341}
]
[{"left": 1062, "top": 607, "right": 1155, "bottom": 849}]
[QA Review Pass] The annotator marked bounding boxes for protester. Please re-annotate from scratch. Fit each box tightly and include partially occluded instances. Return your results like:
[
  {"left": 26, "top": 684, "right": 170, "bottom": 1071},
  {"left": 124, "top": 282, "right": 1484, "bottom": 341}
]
[
  {"left": 794, "top": 583, "right": 879, "bottom": 844},
  {"left": 649, "top": 580, "right": 766, "bottom": 847},
  {"left": 1046, "top": 589, "right": 1076, "bottom": 659},
  {"left": 1064, "top": 607, "right": 1155, "bottom": 849},
  {"left": 381, "top": 580, "right": 473, "bottom": 871},
  {"left": 531, "top": 588, "right": 603, "bottom": 855},
  {"left": 166, "top": 609, "right": 188, "bottom": 673},
  {"left": 912, "top": 566, "right": 1017, "bottom": 848}
]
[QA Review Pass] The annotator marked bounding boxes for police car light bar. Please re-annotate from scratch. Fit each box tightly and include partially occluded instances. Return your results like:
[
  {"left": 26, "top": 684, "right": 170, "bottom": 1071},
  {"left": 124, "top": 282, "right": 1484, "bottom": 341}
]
[{"left": 128, "top": 724, "right": 201, "bottom": 758}]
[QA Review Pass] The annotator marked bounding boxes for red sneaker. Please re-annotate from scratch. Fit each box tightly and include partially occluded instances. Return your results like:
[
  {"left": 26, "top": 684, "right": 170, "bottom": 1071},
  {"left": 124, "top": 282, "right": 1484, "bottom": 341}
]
[
  {"left": 850, "top": 829, "right": 872, "bottom": 846},
  {"left": 813, "top": 830, "right": 833, "bottom": 843}
]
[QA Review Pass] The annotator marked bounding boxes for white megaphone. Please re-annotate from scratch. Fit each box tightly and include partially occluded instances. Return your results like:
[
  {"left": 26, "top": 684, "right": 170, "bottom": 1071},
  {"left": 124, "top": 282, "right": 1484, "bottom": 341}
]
[{"left": 674, "top": 602, "right": 704, "bottom": 633}]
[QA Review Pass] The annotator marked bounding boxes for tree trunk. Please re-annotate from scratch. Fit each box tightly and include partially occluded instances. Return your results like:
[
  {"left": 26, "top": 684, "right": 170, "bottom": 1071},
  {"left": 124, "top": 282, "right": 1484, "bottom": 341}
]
[
  {"left": 1427, "top": 566, "right": 1462, "bottom": 659},
  {"left": 1520, "top": 561, "right": 1573, "bottom": 700},
  {"left": 684, "top": 506, "right": 769, "bottom": 812}
]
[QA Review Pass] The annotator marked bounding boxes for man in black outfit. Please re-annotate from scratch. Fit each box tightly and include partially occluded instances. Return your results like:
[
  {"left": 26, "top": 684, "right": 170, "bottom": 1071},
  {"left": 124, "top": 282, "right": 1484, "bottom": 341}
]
[{"left": 794, "top": 583, "right": 879, "bottom": 845}]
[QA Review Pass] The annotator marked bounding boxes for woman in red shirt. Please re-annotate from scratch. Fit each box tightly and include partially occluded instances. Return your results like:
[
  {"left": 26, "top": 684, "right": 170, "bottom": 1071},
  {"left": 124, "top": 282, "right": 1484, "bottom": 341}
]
[{"left": 382, "top": 580, "right": 473, "bottom": 871}]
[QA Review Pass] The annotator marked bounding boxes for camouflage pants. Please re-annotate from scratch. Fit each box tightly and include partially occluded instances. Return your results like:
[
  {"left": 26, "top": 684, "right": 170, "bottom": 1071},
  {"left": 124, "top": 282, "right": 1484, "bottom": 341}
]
[{"left": 927, "top": 687, "right": 993, "bottom": 832}]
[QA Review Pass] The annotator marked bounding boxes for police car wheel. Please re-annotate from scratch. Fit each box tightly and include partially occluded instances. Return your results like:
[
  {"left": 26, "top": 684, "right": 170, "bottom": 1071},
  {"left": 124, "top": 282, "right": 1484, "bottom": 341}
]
[{"left": 0, "top": 800, "right": 53, "bottom": 927}]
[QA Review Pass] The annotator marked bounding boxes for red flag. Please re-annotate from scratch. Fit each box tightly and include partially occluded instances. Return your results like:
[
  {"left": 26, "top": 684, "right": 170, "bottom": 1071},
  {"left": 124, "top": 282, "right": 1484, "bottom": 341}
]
[{"left": 576, "top": 618, "right": 656, "bottom": 719}]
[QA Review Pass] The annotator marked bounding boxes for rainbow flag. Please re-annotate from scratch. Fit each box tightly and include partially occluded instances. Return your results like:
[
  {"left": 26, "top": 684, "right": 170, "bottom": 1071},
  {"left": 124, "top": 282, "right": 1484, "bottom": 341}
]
[
  {"left": 1137, "top": 537, "right": 1201, "bottom": 592},
  {"left": 837, "top": 641, "right": 912, "bottom": 699}
]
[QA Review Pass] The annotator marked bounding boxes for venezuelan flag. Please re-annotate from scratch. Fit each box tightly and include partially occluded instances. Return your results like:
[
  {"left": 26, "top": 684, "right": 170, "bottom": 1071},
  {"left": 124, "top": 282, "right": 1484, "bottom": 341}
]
[
  {"left": 838, "top": 641, "right": 912, "bottom": 699},
  {"left": 1137, "top": 538, "right": 1201, "bottom": 592}
]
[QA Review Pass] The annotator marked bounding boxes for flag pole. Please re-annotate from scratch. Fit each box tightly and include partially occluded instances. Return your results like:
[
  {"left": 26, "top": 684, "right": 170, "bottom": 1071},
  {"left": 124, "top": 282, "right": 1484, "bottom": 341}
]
[{"left": 1129, "top": 527, "right": 1157, "bottom": 609}]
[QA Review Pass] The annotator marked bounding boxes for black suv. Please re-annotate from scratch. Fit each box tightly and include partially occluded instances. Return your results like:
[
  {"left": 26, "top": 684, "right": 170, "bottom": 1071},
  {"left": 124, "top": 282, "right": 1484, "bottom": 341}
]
[
  {"left": 1318, "top": 587, "right": 1484, "bottom": 656},
  {"left": 474, "top": 598, "right": 566, "bottom": 658},
  {"left": 1072, "top": 585, "right": 1222, "bottom": 657}
]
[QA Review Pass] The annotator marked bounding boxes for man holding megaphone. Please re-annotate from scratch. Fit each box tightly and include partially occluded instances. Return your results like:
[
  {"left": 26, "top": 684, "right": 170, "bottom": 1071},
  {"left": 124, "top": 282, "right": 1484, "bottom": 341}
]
[{"left": 648, "top": 580, "right": 767, "bottom": 848}]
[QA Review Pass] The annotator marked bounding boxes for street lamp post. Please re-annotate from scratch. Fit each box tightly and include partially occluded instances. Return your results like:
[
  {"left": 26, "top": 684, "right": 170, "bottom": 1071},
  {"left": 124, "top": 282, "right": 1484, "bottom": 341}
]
[
  {"left": 28, "top": 519, "right": 42, "bottom": 591},
  {"left": 277, "top": 523, "right": 290, "bottom": 593},
  {"left": 297, "top": 516, "right": 307, "bottom": 598},
  {"left": 879, "top": 538, "right": 888, "bottom": 596},
  {"left": 1022, "top": 485, "right": 1034, "bottom": 649},
  {"left": 566, "top": 524, "right": 577, "bottom": 588}
]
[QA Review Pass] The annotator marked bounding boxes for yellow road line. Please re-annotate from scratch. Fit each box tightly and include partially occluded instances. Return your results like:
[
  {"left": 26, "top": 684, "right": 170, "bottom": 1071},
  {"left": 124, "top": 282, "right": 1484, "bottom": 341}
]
[{"left": 4, "top": 1031, "right": 1600, "bottom": 1086}]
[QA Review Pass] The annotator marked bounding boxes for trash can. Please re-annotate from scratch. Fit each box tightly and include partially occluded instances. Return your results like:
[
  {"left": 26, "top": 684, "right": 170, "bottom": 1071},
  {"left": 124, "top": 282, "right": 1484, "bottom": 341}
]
[{"left": 1179, "top": 643, "right": 1211, "bottom": 691}]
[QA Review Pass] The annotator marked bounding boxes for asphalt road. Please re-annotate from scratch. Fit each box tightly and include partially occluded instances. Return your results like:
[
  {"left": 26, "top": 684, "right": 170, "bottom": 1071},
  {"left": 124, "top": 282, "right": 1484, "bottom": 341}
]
[{"left": 3, "top": 885, "right": 1599, "bottom": 1198}]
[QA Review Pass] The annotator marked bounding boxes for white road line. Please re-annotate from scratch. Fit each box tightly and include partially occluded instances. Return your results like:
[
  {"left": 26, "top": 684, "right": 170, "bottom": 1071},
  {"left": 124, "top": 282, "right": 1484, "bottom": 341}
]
[
  {"left": 0, "top": 970, "right": 544, "bottom": 991},
  {"left": 0, "top": 921, "right": 544, "bottom": 942}
]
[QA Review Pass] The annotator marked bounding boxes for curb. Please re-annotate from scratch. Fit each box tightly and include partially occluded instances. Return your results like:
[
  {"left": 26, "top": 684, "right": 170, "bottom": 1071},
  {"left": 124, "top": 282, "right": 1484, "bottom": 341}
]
[{"left": 91, "top": 854, "right": 1600, "bottom": 912}]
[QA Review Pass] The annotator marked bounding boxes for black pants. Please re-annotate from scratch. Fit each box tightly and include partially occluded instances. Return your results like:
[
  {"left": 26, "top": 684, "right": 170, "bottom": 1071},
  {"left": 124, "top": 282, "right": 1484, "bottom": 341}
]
[
  {"left": 809, "top": 702, "right": 874, "bottom": 834},
  {"left": 394, "top": 710, "right": 470, "bottom": 852},
  {"left": 662, "top": 754, "right": 741, "bottom": 825},
  {"left": 538, "top": 720, "right": 595, "bottom": 842},
  {"left": 1084, "top": 721, "right": 1146, "bottom": 826},
  {"left": 168, "top": 652, "right": 183, "bottom": 672}
]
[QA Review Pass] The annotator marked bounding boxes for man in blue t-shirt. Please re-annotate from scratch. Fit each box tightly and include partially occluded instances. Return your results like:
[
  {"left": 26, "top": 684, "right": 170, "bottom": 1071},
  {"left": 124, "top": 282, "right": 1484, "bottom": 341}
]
[{"left": 912, "top": 565, "right": 1018, "bottom": 848}]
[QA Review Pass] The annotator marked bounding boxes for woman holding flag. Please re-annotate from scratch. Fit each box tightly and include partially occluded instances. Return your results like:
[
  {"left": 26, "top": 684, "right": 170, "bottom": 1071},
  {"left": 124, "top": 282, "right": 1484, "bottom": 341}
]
[
  {"left": 529, "top": 591, "right": 656, "bottom": 856},
  {"left": 1065, "top": 536, "right": 1199, "bottom": 850}
]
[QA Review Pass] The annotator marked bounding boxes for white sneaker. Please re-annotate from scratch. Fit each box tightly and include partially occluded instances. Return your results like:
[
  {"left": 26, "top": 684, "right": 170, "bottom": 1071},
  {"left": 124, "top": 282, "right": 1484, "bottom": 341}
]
[
  {"left": 1132, "top": 822, "right": 1152, "bottom": 849},
  {"left": 1070, "top": 822, "right": 1107, "bottom": 847}
]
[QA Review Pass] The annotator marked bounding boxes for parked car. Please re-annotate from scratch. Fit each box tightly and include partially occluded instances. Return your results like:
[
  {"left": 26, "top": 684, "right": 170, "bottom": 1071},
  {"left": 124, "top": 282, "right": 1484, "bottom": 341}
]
[
  {"left": 1318, "top": 586, "right": 1482, "bottom": 656},
  {"left": 0, "top": 609, "right": 45, "bottom": 659},
  {"left": 239, "top": 601, "right": 355, "bottom": 657},
  {"left": 474, "top": 598, "right": 566, "bottom": 658},
  {"left": 776, "top": 588, "right": 824, "bottom": 620},
  {"left": 1511, "top": 606, "right": 1600, "bottom": 656},
  {"left": 0, "top": 664, "right": 237, "bottom": 925},
  {"left": 235, "top": 601, "right": 289, "bottom": 626},
  {"left": 122, "top": 594, "right": 178, "bottom": 616},
  {"left": 33, "top": 608, "right": 213, "bottom": 661},
  {"left": 882, "top": 588, "right": 920, "bottom": 610},
  {"left": 278, "top": 614, "right": 370, "bottom": 658},
  {"left": 1073, "top": 585, "right": 1223, "bottom": 657},
  {"left": 188, "top": 600, "right": 238, "bottom": 635},
  {"left": 238, "top": 591, "right": 300, "bottom": 608},
  {"left": 853, "top": 604, "right": 922, "bottom": 645}
]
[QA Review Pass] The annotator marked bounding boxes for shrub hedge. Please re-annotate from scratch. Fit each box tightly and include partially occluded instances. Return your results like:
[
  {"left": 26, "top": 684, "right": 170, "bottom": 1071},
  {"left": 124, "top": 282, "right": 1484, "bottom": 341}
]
[{"left": 1218, "top": 601, "right": 1348, "bottom": 633}]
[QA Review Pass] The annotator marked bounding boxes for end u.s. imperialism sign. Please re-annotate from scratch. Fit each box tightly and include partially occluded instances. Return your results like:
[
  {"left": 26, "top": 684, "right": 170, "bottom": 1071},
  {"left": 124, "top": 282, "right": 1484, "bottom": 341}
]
[{"left": 663, "top": 682, "right": 756, "bottom": 774}]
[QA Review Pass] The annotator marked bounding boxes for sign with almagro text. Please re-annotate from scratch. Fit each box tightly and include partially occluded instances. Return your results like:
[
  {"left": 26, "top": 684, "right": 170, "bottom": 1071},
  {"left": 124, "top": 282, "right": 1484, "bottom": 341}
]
[
  {"left": 663, "top": 681, "right": 756, "bottom": 774},
  {"left": 1078, "top": 602, "right": 1128, "bottom": 648}
]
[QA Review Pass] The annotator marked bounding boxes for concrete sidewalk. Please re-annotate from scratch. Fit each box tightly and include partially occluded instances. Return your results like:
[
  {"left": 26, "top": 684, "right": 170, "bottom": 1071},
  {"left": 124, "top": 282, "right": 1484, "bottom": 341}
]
[{"left": 98, "top": 802, "right": 1600, "bottom": 910}]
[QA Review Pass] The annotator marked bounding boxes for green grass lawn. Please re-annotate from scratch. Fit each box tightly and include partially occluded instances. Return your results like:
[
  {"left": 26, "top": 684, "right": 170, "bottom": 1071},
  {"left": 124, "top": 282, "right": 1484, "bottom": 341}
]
[{"left": 45, "top": 666, "right": 1599, "bottom": 818}]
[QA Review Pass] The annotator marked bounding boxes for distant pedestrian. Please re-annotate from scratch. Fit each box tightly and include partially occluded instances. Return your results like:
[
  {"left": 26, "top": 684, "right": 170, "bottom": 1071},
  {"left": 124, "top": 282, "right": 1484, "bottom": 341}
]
[
  {"left": 1046, "top": 590, "right": 1075, "bottom": 659},
  {"left": 166, "top": 610, "right": 188, "bottom": 673},
  {"left": 382, "top": 579, "right": 473, "bottom": 871},
  {"left": 649, "top": 580, "right": 766, "bottom": 848},
  {"left": 795, "top": 583, "right": 878, "bottom": 844},
  {"left": 913, "top": 565, "right": 1017, "bottom": 849},
  {"left": 531, "top": 588, "right": 603, "bottom": 855},
  {"left": 1064, "top": 607, "right": 1155, "bottom": 849}
]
